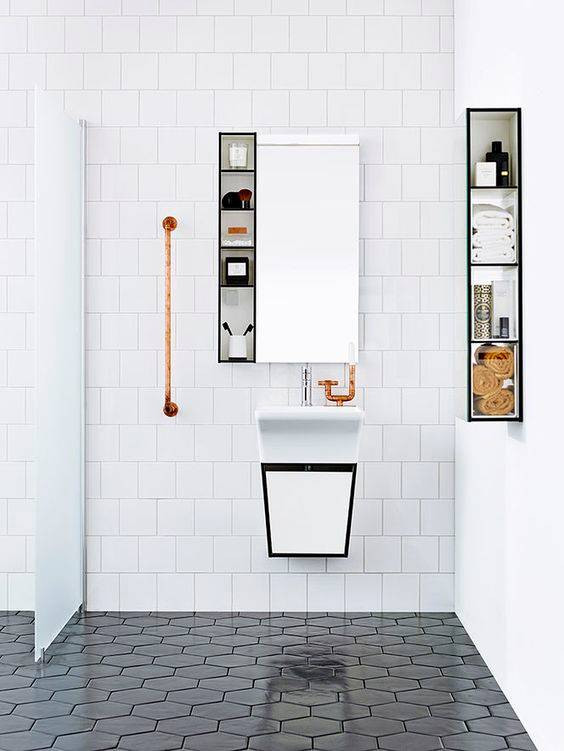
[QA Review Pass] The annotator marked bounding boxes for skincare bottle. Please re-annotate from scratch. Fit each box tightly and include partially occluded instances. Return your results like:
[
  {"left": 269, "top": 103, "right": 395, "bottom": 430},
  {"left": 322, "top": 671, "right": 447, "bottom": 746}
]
[
  {"left": 486, "top": 141, "right": 510, "bottom": 187},
  {"left": 499, "top": 317, "right": 510, "bottom": 339}
]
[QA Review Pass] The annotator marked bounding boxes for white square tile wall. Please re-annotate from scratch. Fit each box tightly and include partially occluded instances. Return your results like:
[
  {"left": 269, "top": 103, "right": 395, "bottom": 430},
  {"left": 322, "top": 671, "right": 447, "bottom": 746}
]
[{"left": 0, "top": 0, "right": 462, "bottom": 612}]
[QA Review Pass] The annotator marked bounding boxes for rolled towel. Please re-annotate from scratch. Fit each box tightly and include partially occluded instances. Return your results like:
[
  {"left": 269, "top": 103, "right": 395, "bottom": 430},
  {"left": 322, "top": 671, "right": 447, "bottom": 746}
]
[
  {"left": 473, "top": 204, "right": 514, "bottom": 230},
  {"left": 475, "top": 344, "right": 514, "bottom": 380},
  {"left": 475, "top": 388, "right": 515, "bottom": 416},
  {"left": 472, "top": 365, "right": 502, "bottom": 398}
]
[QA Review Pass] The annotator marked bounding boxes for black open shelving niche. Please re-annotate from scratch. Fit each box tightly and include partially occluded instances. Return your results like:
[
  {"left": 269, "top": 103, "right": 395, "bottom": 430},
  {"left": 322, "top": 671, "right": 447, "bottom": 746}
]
[
  {"left": 466, "top": 108, "right": 523, "bottom": 421},
  {"left": 218, "top": 132, "right": 257, "bottom": 363}
]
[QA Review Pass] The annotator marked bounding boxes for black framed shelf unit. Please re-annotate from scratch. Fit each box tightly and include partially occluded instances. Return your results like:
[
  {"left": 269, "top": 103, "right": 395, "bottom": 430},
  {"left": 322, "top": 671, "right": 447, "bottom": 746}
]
[
  {"left": 466, "top": 109, "right": 523, "bottom": 421},
  {"left": 218, "top": 133, "right": 257, "bottom": 363}
]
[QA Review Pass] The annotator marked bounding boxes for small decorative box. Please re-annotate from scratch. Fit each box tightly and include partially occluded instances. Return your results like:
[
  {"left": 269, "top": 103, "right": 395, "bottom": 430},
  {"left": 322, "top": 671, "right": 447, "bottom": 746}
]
[
  {"left": 225, "top": 257, "right": 250, "bottom": 286},
  {"left": 475, "top": 162, "right": 497, "bottom": 187}
]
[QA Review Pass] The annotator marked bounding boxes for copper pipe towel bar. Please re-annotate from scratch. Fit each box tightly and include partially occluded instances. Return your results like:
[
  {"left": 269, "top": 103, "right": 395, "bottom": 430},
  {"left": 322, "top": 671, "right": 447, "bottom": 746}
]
[{"left": 162, "top": 216, "right": 178, "bottom": 417}]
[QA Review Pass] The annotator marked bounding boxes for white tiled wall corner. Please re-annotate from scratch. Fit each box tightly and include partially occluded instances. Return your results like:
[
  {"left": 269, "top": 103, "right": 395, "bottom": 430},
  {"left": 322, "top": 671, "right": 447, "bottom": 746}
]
[{"left": 0, "top": 1, "right": 461, "bottom": 613}]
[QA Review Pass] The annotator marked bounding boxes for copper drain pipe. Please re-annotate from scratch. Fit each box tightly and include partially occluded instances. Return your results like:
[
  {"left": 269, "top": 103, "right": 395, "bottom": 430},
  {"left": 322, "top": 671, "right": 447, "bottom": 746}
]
[
  {"left": 162, "top": 216, "right": 178, "bottom": 417},
  {"left": 319, "top": 364, "right": 356, "bottom": 407}
]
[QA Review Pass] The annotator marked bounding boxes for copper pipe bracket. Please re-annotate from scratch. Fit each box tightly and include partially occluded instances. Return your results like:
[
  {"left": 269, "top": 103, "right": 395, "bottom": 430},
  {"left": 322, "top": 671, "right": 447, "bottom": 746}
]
[
  {"left": 318, "top": 364, "right": 356, "bottom": 407},
  {"left": 163, "top": 216, "right": 178, "bottom": 417}
]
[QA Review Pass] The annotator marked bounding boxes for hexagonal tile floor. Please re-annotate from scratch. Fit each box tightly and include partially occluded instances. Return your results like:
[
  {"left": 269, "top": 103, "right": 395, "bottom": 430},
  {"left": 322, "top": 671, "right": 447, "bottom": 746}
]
[{"left": 0, "top": 611, "right": 537, "bottom": 751}]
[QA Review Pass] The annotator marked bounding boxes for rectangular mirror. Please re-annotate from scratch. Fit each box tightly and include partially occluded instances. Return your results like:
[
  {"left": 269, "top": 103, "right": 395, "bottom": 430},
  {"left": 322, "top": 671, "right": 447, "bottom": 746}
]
[{"left": 255, "top": 135, "right": 359, "bottom": 363}]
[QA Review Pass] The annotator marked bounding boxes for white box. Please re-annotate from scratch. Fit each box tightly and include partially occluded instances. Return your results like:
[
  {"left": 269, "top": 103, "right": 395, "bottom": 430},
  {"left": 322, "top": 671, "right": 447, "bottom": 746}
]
[{"left": 475, "top": 161, "right": 496, "bottom": 187}]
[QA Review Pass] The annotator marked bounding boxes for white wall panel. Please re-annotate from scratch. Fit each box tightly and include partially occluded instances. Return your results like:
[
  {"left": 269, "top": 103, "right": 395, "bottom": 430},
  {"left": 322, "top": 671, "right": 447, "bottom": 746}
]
[{"left": 35, "top": 89, "right": 83, "bottom": 659}]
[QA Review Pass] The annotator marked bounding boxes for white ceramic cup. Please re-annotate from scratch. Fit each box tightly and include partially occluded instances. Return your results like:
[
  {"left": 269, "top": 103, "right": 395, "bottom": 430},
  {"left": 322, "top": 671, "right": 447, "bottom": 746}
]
[{"left": 228, "top": 335, "right": 247, "bottom": 360}]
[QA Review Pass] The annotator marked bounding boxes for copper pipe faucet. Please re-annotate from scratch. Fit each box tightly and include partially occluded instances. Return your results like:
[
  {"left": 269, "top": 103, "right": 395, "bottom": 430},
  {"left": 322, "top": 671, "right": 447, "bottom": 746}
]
[
  {"left": 162, "top": 216, "right": 179, "bottom": 417},
  {"left": 319, "top": 364, "right": 356, "bottom": 407}
]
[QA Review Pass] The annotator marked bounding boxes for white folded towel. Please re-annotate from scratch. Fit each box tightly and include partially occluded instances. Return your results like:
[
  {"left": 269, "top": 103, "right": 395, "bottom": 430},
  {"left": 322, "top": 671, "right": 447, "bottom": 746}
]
[
  {"left": 472, "top": 229, "right": 515, "bottom": 248},
  {"left": 472, "top": 204, "right": 514, "bottom": 230},
  {"left": 472, "top": 242, "right": 516, "bottom": 263}
]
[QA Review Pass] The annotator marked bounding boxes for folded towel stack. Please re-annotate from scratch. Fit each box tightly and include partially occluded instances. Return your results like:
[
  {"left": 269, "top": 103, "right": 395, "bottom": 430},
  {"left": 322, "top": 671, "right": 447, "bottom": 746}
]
[{"left": 472, "top": 204, "right": 516, "bottom": 263}]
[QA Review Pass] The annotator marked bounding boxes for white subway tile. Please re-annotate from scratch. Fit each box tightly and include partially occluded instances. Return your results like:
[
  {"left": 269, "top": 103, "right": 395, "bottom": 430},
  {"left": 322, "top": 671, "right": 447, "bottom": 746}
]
[
  {"left": 270, "top": 573, "right": 306, "bottom": 610},
  {"left": 140, "top": 16, "right": 176, "bottom": 52},
  {"left": 28, "top": 17, "right": 64, "bottom": 52},
  {"left": 139, "top": 91, "right": 176, "bottom": 126},
  {"left": 0, "top": 19, "right": 27, "bottom": 53},
  {"left": 139, "top": 536, "right": 175, "bottom": 572},
  {"left": 139, "top": 461, "right": 175, "bottom": 498},
  {"left": 327, "top": 16, "right": 364, "bottom": 52},
  {"left": 101, "top": 536, "right": 138, "bottom": 572},
  {"left": 233, "top": 52, "right": 270, "bottom": 88},
  {"left": 103, "top": 17, "right": 139, "bottom": 52},
  {"left": 383, "top": 572, "right": 420, "bottom": 609},
  {"left": 421, "top": 425, "right": 453, "bottom": 461},
  {"left": 120, "top": 499, "right": 156, "bottom": 536},
  {"left": 177, "top": 16, "right": 214, "bottom": 52},
  {"left": 195, "top": 498, "right": 231, "bottom": 535},
  {"left": 365, "top": 17, "right": 401, "bottom": 51},
  {"left": 214, "top": 536, "right": 250, "bottom": 572},
  {"left": 253, "top": 16, "right": 289, "bottom": 52},
  {"left": 290, "top": 91, "right": 326, "bottom": 127},
  {"left": 422, "top": 52, "right": 453, "bottom": 89},
  {"left": 65, "top": 17, "right": 101, "bottom": 52},
  {"left": 195, "top": 425, "right": 231, "bottom": 461},
  {"left": 215, "top": 16, "right": 251, "bottom": 52},
  {"left": 403, "top": 536, "right": 438, "bottom": 571},
  {"left": 308, "top": 573, "right": 344, "bottom": 611},
  {"left": 365, "top": 536, "right": 400, "bottom": 572},
  {"left": 195, "top": 573, "right": 232, "bottom": 610},
  {"left": 383, "top": 499, "right": 420, "bottom": 534},
  {"left": 290, "top": 16, "right": 325, "bottom": 52},
  {"left": 420, "top": 350, "right": 453, "bottom": 387},
  {"left": 272, "top": 53, "right": 307, "bottom": 89},
  {"left": 309, "top": 53, "right": 345, "bottom": 89},
  {"left": 420, "top": 572, "right": 453, "bottom": 610},
  {"left": 252, "top": 91, "right": 289, "bottom": 127},
  {"left": 120, "top": 573, "right": 157, "bottom": 610},
  {"left": 365, "top": 313, "right": 400, "bottom": 351},
  {"left": 328, "top": 91, "right": 364, "bottom": 126},
  {"left": 364, "top": 462, "right": 401, "bottom": 498},
  {"left": 384, "top": 53, "right": 420, "bottom": 89},
  {"left": 157, "top": 499, "right": 194, "bottom": 536},
  {"left": 178, "top": 536, "right": 213, "bottom": 572},
  {"left": 383, "top": 425, "right": 419, "bottom": 461},
  {"left": 157, "top": 573, "right": 194, "bottom": 611}
]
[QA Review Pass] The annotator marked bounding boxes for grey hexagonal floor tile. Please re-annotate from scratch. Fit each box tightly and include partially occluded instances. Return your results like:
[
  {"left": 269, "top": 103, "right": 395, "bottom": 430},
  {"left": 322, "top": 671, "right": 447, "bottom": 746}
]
[
  {"left": 249, "top": 732, "right": 312, "bottom": 751},
  {"left": 95, "top": 715, "right": 156, "bottom": 735},
  {"left": 343, "top": 716, "right": 404, "bottom": 738},
  {"left": 406, "top": 715, "right": 467, "bottom": 735},
  {"left": 0, "top": 730, "right": 55, "bottom": 751},
  {"left": 468, "top": 716, "right": 525, "bottom": 736},
  {"left": 378, "top": 732, "right": 443, "bottom": 751},
  {"left": 508, "top": 734, "right": 537, "bottom": 750},
  {"left": 443, "top": 732, "right": 508, "bottom": 751},
  {"left": 313, "top": 732, "right": 380, "bottom": 751},
  {"left": 181, "top": 732, "right": 247, "bottom": 751},
  {"left": 52, "top": 730, "right": 119, "bottom": 750},
  {"left": 0, "top": 715, "right": 34, "bottom": 733},
  {"left": 282, "top": 716, "right": 340, "bottom": 737},
  {"left": 118, "top": 731, "right": 183, "bottom": 750},
  {"left": 371, "top": 702, "right": 429, "bottom": 721},
  {"left": 192, "top": 701, "right": 250, "bottom": 721},
  {"left": 157, "top": 715, "right": 217, "bottom": 736}
]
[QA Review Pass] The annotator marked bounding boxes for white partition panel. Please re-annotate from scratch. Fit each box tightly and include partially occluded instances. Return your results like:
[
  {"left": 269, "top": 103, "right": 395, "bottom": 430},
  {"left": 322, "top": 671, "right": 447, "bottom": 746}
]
[{"left": 35, "top": 90, "right": 84, "bottom": 660}]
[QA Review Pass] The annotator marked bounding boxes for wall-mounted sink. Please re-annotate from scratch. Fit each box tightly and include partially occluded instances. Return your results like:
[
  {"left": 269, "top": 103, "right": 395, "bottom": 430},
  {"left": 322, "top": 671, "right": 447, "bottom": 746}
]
[
  {"left": 256, "top": 406, "right": 363, "bottom": 464},
  {"left": 255, "top": 406, "right": 364, "bottom": 557}
]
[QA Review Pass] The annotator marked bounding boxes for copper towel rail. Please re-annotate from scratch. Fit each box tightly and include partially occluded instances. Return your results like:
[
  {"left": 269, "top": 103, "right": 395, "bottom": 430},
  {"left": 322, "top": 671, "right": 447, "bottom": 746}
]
[{"left": 162, "top": 216, "right": 178, "bottom": 417}]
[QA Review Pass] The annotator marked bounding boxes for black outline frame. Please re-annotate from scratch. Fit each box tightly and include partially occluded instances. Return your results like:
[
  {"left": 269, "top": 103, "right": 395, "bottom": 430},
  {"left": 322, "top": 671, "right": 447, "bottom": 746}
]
[
  {"left": 261, "top": 463, "right": 357, "bottom": 558},
  {"left": 466, "top": 108, "right": 523, "bottom": 422},
  {"left": 218, "top": 132, "right": 257, "bottom": 363}
]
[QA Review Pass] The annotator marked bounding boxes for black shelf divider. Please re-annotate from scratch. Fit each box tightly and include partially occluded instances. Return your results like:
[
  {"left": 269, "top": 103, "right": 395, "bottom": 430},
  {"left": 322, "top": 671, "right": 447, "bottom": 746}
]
[
  {"left": 218, "top": 132, "right": 257, "bottom": 364},
  {"left": 466, "top": 108, "right": 523, "bottom": 422}
]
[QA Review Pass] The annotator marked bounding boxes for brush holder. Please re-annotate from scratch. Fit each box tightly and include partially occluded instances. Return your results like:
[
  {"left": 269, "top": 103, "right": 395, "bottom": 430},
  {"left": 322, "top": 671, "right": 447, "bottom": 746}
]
[{"left": 228, "top": 335, "right": 247, "bottom": 361}]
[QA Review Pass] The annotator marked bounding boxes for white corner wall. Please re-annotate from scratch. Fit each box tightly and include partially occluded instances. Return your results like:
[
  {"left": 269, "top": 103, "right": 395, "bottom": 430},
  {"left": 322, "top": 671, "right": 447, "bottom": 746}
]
[{"left": 455, "top": 3, "right": 564, "bottom": 749}]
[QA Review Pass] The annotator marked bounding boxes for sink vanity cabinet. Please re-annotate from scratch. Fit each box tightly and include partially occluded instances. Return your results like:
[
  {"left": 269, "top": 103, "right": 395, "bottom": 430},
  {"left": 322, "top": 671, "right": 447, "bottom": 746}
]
[{"left": 218, "top": 134, "right": 362, "bottom": 557}]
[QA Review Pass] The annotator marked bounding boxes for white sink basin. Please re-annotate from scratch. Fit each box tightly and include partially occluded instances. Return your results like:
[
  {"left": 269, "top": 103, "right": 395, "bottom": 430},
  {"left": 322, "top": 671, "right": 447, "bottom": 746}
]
[{"left": 255, "top": 406, "right": 364, "bottom": 464}]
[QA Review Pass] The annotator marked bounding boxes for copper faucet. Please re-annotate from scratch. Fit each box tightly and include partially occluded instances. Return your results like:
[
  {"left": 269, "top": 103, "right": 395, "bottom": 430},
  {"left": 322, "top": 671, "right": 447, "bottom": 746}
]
[{"left": 319, "top": 364, "right": 356, "bottom": 407}]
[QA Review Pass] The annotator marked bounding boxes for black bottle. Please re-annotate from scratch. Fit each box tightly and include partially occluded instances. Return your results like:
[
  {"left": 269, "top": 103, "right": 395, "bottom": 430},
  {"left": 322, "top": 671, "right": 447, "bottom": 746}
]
[{"left": 486, "top": 141, "right": 510, "bottom": 187}]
